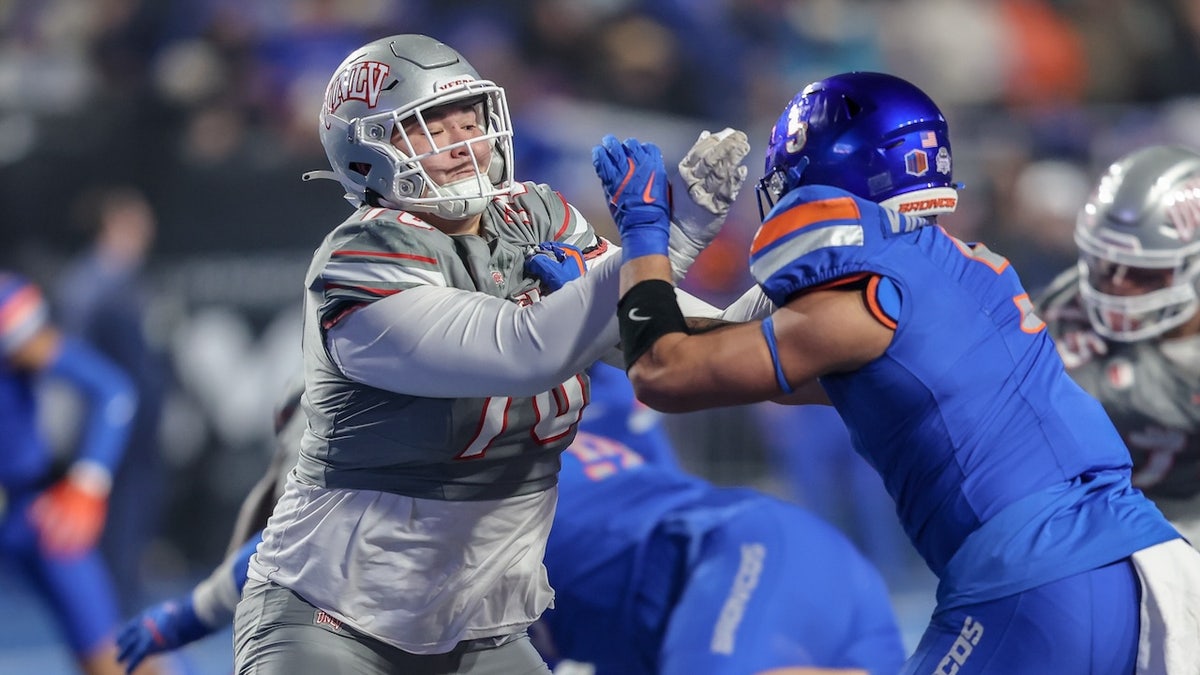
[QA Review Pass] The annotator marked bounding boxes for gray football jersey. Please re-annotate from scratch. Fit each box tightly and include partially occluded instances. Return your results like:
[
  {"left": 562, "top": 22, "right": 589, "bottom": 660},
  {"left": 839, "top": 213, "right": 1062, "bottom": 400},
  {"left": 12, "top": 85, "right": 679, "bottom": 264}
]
[
  {"left": 1039, "top": 267, "right": 1200, "bottom": 499},
  {"left": 298, "top": 182, "right": 600, "bottom": 501}
]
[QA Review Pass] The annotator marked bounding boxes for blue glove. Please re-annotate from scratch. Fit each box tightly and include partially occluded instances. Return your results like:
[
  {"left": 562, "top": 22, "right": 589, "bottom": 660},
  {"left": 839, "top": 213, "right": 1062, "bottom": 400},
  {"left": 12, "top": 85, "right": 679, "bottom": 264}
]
[
  {"left": 524, "top": 242, "right": 586, "bottom": 293},
  {"left": 116, "top": 597, "right": 212, "bottom": 673},
  {"left": 592, "top": 135, "right": 672, "bottom": 260}
]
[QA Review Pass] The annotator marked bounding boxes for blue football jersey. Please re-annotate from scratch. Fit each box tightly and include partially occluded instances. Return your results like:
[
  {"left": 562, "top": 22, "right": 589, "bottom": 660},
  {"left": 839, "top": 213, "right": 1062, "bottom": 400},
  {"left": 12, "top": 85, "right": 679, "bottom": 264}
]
[
  {"left": 580, "top": 362, "right": 680, "bottom": 470},
  {"left": 545, "top": 433, "right": 905, "bottom": 674},
  {"left": 749, "top": 185, "right": 1179, "bottom": 609}
]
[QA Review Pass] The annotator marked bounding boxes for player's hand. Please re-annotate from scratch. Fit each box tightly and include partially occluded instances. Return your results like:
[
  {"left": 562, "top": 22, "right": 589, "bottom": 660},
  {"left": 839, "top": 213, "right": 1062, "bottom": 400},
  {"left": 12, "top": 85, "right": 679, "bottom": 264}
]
[
  {"left": 116, "top": 597, "right": 212, "bottom": 673},
  {"left": 592, "top": 135, "right": 672, "bottom": 260},
  {"left": 28, "top": 473, "right": 108, "bottom": 558},
  {"left": 669, "top": 128, "right": 750, "bottom": 280},
  {"left": 525, "top": 242, "right": 586, "bottom": 293}
]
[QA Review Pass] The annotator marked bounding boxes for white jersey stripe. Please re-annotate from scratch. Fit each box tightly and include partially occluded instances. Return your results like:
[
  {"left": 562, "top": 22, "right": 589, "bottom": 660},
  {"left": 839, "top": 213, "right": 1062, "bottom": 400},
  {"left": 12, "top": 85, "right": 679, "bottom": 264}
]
[
  {"left": 750, "top": 224, "right": 864, "bottom": 283},
  {"left": 323, "top": 259, "right": 447, "bottom": 287}
]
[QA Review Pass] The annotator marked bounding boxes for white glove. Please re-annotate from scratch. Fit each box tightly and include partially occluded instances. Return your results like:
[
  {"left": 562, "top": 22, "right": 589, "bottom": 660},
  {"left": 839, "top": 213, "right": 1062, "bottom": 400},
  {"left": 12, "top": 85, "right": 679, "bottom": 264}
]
[{"left": 668, "top": 127, "right": 751, "bottom": 281}]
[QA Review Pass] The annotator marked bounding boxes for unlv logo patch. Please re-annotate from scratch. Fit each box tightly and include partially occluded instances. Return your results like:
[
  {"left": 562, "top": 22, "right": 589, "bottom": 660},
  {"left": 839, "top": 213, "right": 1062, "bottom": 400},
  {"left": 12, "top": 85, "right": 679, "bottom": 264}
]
[{"left": 324, "top": 61, "right": 392, "bottom": 125}]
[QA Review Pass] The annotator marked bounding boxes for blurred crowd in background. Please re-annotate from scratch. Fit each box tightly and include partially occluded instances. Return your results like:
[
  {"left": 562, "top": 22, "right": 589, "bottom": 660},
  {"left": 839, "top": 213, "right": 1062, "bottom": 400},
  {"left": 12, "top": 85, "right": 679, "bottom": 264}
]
[{"left": 5, "top": 0, "right": 1200, "bottom": 651}]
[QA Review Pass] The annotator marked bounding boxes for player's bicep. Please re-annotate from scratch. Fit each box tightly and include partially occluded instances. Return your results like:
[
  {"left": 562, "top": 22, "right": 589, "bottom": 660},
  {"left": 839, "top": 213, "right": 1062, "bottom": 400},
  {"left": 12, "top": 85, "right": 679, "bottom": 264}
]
[{"left": 772, "top": 288, "right": 893, "bottom": 382}]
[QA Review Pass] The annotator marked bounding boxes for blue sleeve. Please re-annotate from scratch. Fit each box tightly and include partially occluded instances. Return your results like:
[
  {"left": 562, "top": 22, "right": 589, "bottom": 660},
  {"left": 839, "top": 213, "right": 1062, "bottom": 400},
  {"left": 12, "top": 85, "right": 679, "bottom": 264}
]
[
  {"left": 45, "top": 335, "right": 137, "bottom": 473},
  {"left": 874, "top": 276, "right": 902, "bottom": 323}
]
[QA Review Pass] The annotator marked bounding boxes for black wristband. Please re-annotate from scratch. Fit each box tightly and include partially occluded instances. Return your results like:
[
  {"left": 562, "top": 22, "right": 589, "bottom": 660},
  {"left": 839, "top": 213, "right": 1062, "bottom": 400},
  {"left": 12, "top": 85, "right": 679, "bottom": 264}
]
[{"left": 618, "top": 279, "right": 689, "bottom": 369}]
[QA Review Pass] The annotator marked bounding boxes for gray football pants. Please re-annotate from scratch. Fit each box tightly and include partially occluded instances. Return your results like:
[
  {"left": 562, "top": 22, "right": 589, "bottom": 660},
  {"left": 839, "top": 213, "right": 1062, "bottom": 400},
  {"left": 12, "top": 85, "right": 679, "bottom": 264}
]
[{"left": 234, "top": 580, "right": 552, "bottom": 675}]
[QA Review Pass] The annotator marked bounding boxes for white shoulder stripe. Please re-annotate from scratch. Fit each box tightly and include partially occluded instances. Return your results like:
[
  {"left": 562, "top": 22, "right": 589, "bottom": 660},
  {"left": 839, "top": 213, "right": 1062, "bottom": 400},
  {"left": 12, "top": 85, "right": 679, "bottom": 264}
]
[
  {"left": 323, "top": 259, "right": 447, "bottom": 287},
  {"left": 750, "top": 224, "right": 864, "bottom": 283}
]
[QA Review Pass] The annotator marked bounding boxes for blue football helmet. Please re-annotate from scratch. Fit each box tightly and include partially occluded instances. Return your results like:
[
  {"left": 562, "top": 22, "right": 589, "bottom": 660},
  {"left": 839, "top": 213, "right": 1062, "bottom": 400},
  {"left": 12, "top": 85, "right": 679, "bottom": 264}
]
[{"left": 756, "top": 72, "right": 959, "bottom": 220}]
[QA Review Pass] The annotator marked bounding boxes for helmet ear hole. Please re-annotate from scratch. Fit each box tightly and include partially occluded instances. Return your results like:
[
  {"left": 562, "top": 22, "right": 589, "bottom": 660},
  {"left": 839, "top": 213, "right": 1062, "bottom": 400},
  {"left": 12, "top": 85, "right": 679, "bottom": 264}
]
[
  {"left": 396, "top": 178, "right": 419, "bottom": 196},
  {"left": 349, "top": 162, "right": 371, "bottom": 176},
  {"left": 844, "top": 97, "right": 863, "bottom": 118}
]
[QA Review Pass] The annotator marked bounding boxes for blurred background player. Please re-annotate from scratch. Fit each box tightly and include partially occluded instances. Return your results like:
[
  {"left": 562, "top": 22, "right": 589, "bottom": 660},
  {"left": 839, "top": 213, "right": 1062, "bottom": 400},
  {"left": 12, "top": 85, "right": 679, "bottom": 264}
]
[
  {"left": 117, "top": 364, "right": 905, "bottom": 675},
  {"left": 1037, "top": 144, "right": 1200, "bottom": 547},
  {"left": 55, "top": 184, "right": 172, "bottom": 615},
  {"left": 116, "top": 378, "right": 305, "bottom": 674},
  {"left": 600, "top": 72, "right": 1200, "bottom": 672},
  {"left": 0, "top": 271, "right": 149, "bottom": 675}
]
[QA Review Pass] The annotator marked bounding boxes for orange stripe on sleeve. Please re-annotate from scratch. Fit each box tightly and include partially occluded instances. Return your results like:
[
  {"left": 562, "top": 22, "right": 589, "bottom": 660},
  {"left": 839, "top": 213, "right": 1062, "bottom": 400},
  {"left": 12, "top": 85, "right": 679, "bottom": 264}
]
[
  {"left": 865, "top": 275, "right": 898, "bottom": 330},
  {"left": 809, "top": 272, "right": 872, "bottom": 292},
  {"left": 750, "top": 197, "right": 861, "bottom": 256}
]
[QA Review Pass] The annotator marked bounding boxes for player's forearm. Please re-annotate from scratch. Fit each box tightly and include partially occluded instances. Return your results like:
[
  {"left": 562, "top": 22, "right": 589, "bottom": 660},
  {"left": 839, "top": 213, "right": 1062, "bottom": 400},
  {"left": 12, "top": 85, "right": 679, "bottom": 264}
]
[
  {"left": 619, "top": 254, "right": 673, "bottom": 296},
  {"left": 193, "top": 532, "right": 262, "bottom": 628},
  {"left": 329, "top": 254, "right": 622, "bottom": 398}
]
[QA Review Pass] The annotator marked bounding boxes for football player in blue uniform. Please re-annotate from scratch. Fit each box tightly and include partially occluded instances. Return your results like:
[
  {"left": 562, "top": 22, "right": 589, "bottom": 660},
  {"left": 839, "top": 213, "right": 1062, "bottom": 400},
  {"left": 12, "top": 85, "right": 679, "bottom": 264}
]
[
  {"left": 539, "top": 363, "right": 905, "bottom": 675},
  {"left": 0, "top": 272, "right": 142, "bottom": 675},
  {"left": 598, "top": 72, "right": 1200, "bottom": 673}
]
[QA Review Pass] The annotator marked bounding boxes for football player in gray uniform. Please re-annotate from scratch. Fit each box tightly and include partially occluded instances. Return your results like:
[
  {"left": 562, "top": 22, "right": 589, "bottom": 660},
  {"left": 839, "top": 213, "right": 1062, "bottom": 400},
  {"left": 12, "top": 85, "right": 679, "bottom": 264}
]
[
  {"left": 232, "top": 34, "right": 763, "bottom": 675},
  {"left": 1037, "top": 145, "right": 1200, "bottom": 547}
]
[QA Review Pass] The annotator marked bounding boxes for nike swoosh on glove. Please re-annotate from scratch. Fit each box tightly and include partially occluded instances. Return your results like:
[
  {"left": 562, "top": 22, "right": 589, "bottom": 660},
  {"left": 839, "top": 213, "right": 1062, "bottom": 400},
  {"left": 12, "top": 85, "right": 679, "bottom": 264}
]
[{"left": 592, "top": 135, "right": 672, "bottom": 260}]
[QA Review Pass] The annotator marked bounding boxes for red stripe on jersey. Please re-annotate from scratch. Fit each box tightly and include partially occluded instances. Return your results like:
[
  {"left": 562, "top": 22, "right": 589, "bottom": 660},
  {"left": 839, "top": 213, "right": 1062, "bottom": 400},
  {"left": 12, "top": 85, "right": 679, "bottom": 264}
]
[
  {"left": 323, "top": 282, "right": 403, "bottom": 297},
  {"left": 584, "top": 238, "right": 610, "bottom": 260},
  {"left": 321, "top": 302, "right": 368, "bottom": 330},
  {"left": 332, "top": 250, "right": 437, "bottom": 265},
  {"left": 750, "top": 196, "right": 861, "bottom": 256},
  {"left": 553, "top": 191, "right": 572, "bottom": 240},
  {"left": 0, "top": 285, "right": 43, "bottom": 334}
]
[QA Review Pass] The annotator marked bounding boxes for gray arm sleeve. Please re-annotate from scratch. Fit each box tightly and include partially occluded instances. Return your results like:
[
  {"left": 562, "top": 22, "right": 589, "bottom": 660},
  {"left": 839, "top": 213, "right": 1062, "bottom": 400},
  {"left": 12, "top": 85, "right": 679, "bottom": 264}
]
[
  {"left": 674, "top": 285, "right": 775, "bottom": 322},
  {"left": 190, "top": 549, "right": 245, "bottom": 629},
  {"left": 716, "top": 285, "right": 775, "bottom": 322},
  {"left": 328, "top": 253, "right": 622, "bottom": 398}
]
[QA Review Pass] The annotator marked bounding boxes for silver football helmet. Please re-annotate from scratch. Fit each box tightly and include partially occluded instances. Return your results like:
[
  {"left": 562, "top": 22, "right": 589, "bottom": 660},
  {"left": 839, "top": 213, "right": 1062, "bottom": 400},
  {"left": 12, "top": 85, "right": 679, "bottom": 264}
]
[
  {"left": 1075, "top": 145, "right": 1200, "bottom": 341},
  {"left": 308, "top": 34, "right": 514, "bottom": 219}
]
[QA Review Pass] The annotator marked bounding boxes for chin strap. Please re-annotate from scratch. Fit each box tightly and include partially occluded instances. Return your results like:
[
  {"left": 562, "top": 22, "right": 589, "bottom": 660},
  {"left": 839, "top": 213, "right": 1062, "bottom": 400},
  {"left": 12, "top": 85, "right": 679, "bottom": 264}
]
[{"left": 303, "top": 170, "right": 367, "bottom": 207}]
